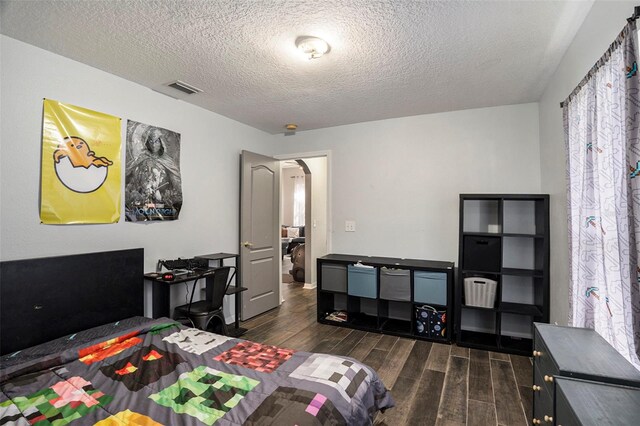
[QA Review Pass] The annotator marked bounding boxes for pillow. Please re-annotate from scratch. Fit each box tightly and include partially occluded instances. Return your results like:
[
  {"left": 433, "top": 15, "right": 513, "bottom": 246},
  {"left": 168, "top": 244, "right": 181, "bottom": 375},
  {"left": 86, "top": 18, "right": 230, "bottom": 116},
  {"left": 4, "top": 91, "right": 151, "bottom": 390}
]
[
  {"left": 281, "top": 226, "right": 288, "bottom": 238},
  {"left": 287, "top": 227, "right": 299, "bottom": 238}
]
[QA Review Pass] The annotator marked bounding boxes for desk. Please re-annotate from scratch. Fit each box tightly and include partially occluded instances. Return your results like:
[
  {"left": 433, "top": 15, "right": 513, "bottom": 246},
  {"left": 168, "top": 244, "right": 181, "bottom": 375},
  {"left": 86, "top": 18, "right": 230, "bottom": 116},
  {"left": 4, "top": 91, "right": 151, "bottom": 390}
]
[{"left": 146, "top": 253, "right": 247, "bottom": 337}]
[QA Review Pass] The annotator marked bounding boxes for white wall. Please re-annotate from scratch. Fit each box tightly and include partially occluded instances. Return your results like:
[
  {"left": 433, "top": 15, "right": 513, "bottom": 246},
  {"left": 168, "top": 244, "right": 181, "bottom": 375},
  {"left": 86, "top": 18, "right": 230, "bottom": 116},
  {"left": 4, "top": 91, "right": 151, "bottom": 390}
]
[
  {"left": 272, "top": 103, "right": 542, "bottom": 264},
  {"left": 0, "top": 36, "right": 272, "bottom": 317},
  {"left": 538, "top": 1, "right": 635, "bottom": 325}
]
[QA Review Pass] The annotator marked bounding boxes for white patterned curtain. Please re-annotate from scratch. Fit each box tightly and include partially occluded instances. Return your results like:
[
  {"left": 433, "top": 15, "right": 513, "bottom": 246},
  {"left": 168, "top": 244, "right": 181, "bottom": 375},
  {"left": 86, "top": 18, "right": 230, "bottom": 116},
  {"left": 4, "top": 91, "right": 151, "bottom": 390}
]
[
  {"left": 292, "top": 175, "right": 305, "bottom": 227},
  {"left": 564, "top": 21, "right": 640, "bottom": 369}
]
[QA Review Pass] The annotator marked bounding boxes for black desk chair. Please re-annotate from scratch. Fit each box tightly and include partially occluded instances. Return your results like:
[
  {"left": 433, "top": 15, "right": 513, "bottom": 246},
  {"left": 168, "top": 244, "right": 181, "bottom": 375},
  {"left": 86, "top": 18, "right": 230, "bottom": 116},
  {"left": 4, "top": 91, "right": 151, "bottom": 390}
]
[{"left": 173, "top": 266, "right": 235, "bottom": 335}]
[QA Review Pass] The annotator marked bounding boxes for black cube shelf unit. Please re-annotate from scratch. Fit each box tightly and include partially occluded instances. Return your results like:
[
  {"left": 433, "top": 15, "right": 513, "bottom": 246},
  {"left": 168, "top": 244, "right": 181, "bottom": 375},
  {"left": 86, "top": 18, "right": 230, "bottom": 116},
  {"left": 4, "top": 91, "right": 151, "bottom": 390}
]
[
  {"left": 456, "top": 194, "right": 550, "bottom": 355},
  {"left": 317, "top": 254, "right": 454, "bottom": 343}
]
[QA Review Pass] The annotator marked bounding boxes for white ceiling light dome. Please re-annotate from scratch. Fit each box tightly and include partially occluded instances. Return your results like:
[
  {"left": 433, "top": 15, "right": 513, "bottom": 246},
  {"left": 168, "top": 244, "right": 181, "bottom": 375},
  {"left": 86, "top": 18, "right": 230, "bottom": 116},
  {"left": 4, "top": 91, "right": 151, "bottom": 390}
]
[{"left": 296, "top": 36, "right": 330, "bottom": 60}]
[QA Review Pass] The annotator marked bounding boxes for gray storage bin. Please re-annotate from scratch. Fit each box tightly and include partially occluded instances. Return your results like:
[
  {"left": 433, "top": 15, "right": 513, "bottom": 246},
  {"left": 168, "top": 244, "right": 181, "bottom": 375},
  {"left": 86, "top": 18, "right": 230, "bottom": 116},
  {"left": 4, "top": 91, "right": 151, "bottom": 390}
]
[
  {"left": 321, "top": 263, "right": 347, "bottom": 292},
  {"left": 379, "top": 268, "right": 411, "bottom": 301},
  {"left": 414, "top": 271, "right": 447, "bottom": 305},
  {"left": 347, "top": 265, "right": 377, "bottom": 298}
]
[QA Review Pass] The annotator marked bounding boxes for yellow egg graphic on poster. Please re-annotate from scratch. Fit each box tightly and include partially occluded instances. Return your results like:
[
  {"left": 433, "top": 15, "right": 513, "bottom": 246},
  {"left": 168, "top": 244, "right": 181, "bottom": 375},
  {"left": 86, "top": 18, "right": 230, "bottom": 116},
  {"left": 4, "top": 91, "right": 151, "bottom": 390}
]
[{"left": 53, "top": 136, "right": 113, "bottom": 193}]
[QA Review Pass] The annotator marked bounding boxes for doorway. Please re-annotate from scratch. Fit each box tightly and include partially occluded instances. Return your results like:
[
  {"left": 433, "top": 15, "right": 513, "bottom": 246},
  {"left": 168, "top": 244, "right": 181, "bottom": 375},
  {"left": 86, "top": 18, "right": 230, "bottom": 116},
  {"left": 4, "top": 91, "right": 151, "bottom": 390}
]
[
  {"left": 281, "top": 160, "right": 306, "bottom": 287},
  {"left": 277, "top": 154, "right": 329, "bottom": 299}
]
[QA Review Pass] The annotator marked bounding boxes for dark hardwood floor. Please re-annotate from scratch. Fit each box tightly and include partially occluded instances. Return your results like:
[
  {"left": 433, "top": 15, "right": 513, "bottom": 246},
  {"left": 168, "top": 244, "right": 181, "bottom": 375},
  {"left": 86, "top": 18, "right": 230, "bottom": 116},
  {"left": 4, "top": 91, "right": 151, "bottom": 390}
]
[{"left": 240, "top": 277, "right": 533, "bottom": 426}]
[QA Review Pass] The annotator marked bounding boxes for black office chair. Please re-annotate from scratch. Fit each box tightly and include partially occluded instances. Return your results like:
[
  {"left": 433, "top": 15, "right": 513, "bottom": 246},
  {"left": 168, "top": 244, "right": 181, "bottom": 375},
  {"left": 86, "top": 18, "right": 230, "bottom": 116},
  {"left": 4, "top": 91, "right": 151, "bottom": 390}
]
[{"left": 173, "top": 266, "right": 235, "bottom": 335}]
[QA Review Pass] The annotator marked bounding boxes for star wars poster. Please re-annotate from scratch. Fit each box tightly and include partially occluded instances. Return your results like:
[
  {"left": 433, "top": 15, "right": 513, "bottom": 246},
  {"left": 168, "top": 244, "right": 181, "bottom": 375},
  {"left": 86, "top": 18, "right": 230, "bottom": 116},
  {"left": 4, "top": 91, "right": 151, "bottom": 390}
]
[
  {"left": 125, "top": 121, "right": 182, "bottom": 221},
  {"left": 40, "top": 99, "right": 121, "bottom": 224}
]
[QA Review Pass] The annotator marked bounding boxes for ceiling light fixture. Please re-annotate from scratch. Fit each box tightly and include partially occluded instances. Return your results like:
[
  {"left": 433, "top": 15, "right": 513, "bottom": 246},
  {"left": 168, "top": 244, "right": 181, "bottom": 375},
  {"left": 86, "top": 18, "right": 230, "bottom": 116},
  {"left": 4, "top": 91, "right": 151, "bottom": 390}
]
[
  {"left": 296, "top": 36, "right": 330, "bottom": 60},
  {"left": 284, "top": 123, "right": 298, "bottom": 136}
]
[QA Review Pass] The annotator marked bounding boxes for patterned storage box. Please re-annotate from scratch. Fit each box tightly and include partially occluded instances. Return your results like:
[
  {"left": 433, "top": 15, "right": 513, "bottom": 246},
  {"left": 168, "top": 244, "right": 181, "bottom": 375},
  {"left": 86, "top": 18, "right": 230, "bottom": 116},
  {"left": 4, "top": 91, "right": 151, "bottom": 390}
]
[{"left": 415, "top": 305, "right": 447, "bottom": 339}]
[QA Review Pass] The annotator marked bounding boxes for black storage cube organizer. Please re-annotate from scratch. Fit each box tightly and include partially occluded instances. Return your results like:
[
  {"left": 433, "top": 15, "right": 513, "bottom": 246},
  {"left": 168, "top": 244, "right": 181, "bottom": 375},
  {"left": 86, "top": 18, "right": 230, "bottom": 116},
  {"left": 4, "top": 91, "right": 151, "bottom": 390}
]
[
  {"left": 415, "top": 305, "right": 447, "bottom": 339},
  {"left": 462, "top": 236, "right": 501, "bottom": 272}
]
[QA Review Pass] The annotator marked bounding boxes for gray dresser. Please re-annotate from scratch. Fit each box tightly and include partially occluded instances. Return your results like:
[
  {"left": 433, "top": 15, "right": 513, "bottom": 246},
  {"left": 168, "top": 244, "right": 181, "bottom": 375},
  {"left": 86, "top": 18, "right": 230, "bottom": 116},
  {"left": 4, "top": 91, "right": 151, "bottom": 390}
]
[
  {"left": 533, "top": 323, "right": 640, "bottom": 425},
  {"left": 555, "top": 377, "right": 640, "bottom": 425}
]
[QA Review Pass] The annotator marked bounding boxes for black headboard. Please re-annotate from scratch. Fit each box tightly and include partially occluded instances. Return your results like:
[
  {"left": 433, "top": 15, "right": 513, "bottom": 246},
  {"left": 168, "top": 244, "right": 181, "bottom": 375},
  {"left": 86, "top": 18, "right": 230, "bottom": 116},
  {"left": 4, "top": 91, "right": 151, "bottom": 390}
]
[{"left": 0, "top": 248, "right": 144, "bottom": 355}]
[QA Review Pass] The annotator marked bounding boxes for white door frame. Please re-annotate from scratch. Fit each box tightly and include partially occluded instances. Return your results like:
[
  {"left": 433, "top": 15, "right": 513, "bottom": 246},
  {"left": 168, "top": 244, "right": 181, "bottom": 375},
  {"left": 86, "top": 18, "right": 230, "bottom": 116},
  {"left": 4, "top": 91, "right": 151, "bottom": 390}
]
[{"left": 275, "top": 150, "right": 332, "bottom": 291}]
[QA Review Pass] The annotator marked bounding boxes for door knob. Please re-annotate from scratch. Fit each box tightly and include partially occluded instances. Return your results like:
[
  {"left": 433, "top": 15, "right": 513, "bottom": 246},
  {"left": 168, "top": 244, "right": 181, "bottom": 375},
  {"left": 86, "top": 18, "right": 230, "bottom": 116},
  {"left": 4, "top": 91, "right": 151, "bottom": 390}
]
[
  {"left": 544, "top": 375, "right": 554, "bottom": 383},
  {"left": 544, "top": 415, "right": 553, "bottom": 423},
  {"left": 241, "top": 241, "right": 253, "bottom": 248},
  {"left": 532, "top": 385, "right": 541, "bottom": 391}
]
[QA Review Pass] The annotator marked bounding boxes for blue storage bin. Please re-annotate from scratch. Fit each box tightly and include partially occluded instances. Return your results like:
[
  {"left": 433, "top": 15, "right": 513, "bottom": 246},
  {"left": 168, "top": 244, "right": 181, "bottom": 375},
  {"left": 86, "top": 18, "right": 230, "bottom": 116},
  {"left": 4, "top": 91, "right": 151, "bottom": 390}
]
[
  {"left": 347, "top": 265, "right": 377, "bottom": 298},
  {"left": 414, "top": 271, "right": 447, "bottom": 305}
]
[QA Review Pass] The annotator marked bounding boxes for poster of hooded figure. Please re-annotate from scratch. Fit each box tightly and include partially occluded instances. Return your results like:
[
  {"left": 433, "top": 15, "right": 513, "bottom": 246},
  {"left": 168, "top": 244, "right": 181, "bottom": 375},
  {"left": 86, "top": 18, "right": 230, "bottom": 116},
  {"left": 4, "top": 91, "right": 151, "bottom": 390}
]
[{"left": 125, "top": 120, "right": 182, "bottom": 221}]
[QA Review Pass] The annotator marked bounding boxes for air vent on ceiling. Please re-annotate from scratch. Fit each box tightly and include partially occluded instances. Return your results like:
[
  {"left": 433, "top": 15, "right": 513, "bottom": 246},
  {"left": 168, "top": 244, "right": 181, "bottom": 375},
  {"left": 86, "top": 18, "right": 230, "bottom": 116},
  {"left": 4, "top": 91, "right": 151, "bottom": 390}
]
[{"left": 167, "top": 80, "right": 202, "bottom": 95}]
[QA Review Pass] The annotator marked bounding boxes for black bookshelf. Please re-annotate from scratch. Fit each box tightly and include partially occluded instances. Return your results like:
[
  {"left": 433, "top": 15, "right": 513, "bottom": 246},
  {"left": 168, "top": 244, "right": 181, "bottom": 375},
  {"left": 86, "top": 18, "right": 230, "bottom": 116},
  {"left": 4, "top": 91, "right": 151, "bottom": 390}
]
[{"left": 456, "top": 194, "right": 550, "bottom": 355}]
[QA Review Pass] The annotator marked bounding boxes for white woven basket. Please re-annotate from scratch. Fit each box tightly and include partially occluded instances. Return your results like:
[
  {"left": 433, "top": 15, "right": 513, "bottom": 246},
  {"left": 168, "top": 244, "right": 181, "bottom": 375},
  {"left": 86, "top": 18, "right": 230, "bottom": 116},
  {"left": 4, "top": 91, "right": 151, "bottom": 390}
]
[{"left": 464, "top": 277, "right": 497, "bottom": 308}]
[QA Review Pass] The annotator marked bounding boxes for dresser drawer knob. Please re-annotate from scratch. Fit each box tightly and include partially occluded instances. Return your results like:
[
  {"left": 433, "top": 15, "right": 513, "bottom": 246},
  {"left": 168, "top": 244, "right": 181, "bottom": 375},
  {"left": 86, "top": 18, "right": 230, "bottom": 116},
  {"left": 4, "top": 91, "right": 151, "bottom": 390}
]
[
  {"left": 532, "top": 385, "right": 541, "bottom": 391},
  {"left": 533, "top": 350, "right": 542, "bottom": 357},
  {"left": 544, "top": 415, "right": 553, "bottom": 423},
  {"left": 544, "top": 375, "right": 554, "bottom": 383},
  {"left": 532, "top": 418, "right": 541, "bottom": 425}
]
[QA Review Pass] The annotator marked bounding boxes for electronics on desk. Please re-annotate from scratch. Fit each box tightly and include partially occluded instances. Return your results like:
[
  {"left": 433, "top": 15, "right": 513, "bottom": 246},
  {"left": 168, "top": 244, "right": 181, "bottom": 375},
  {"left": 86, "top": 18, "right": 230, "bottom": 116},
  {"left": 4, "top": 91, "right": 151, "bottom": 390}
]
[{"left": 157, "top": 258, "right": 209, "bottom": 273}]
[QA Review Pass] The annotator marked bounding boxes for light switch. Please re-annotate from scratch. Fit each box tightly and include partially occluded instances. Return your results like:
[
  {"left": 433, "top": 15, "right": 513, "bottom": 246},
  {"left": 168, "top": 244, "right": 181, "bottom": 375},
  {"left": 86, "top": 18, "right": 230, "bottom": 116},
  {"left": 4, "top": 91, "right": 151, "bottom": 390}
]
[{"left": 345, "top": 220, "right": 356, "bottom": 232}]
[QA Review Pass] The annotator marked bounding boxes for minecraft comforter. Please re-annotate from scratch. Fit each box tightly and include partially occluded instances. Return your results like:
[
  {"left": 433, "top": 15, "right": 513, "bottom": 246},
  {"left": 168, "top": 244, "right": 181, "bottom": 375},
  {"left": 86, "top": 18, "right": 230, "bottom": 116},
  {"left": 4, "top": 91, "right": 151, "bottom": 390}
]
[{"left": 0, "top": 318, "right": 393, "bottom": 425}]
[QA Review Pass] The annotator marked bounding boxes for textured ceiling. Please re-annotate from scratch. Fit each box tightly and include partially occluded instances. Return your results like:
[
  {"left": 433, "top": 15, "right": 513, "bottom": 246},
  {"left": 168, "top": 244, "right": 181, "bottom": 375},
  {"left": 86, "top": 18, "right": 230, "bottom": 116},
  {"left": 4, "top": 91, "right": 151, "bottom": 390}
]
[{"left": 0, "top": 0, "right": 593, "bottom": 134}]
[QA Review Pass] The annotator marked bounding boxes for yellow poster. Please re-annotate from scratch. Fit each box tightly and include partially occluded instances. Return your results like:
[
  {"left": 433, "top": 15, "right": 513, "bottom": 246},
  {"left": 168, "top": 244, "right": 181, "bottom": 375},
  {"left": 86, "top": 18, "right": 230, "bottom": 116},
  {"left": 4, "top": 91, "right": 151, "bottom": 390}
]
[{"left": 40, "top": 99, "right": 121, "bottom": 224}]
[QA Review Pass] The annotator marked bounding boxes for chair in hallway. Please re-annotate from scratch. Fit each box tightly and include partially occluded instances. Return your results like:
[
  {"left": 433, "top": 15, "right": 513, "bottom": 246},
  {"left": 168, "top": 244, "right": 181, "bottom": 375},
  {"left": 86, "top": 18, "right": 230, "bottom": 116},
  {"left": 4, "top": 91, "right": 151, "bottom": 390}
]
[{"left": 173, "top": 266, "right": 234, "bottom": 335}]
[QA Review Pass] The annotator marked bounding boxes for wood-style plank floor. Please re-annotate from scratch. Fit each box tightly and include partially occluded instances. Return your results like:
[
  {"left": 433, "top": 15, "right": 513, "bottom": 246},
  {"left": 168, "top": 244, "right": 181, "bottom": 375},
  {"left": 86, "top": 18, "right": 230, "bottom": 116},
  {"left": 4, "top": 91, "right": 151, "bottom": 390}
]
[{"left": 240, "top": 277, "right": 533, "bottom": 426}]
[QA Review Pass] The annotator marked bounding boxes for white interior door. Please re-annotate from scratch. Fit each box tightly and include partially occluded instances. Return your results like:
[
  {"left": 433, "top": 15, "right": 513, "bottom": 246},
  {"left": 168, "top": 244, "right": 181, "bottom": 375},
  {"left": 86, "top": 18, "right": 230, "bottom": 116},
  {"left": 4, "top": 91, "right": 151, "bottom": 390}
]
[{"left": 240, "top": 150, "right": 280, "bottom": 320}]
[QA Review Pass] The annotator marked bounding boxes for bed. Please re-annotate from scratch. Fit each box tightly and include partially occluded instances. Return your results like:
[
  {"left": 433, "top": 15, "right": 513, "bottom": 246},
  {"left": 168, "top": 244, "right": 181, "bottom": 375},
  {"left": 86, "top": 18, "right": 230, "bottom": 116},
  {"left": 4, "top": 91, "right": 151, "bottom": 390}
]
[{"left": 0, "top": 249, "right": 394, "bottom": 425}]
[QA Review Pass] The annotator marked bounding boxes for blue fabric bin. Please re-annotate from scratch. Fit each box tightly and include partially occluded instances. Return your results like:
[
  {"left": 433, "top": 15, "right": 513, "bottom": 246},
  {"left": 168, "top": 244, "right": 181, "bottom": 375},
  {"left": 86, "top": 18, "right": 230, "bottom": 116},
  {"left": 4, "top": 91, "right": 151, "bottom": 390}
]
[
  {"left": 414, "top": 271, "right": 447, "bottom": 305},
  {"left": 347, "top": 265, "right": 377, "bottom": 298}
]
